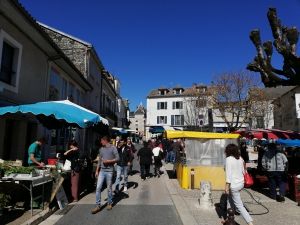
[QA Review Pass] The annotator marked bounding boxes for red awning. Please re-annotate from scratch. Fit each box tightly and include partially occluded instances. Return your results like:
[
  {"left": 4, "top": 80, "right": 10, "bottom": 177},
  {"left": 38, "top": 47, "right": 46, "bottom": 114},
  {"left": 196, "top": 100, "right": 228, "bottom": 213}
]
[
  {"left": 247, "top": 129, "right": 300, "bottom": 140},
  {"left": 233, "top": 129, "right": 300, "bottom": 140}
]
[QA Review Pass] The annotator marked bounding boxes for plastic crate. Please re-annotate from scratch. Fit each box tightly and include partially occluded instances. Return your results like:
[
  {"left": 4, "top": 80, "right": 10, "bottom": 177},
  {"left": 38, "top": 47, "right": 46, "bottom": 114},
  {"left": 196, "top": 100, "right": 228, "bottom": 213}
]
[{"left": 47, "top": 158, "right": 57, "bottom": 165}]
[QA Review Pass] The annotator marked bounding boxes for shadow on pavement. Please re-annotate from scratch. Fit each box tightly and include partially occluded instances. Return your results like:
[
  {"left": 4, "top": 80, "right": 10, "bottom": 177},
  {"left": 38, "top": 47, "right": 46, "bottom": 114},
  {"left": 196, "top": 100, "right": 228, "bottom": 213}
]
[
  {"left": 0, "top": 208, "right": 25, "bottom": 225},
  {"left": 127, "top": 181, "right": 138, "bottom": 189},
  {"left": 166, "top": 170, "right": 177, "bottom": 179}
]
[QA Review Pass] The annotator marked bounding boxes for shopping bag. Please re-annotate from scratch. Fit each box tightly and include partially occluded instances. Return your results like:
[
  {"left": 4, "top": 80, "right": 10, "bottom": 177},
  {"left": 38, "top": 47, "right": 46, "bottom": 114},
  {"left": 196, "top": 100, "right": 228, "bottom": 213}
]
[
  {"left": 244, "top": 172, "right": 254, "bottom": 188},
  {"left": 63, "top": 159, "right": 71, "bottom": 171}
]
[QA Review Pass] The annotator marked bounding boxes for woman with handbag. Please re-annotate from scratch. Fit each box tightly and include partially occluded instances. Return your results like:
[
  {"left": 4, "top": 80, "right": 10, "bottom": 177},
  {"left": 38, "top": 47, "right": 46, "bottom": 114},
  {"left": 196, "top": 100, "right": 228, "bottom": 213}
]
[
  {"left": 223, "top": 144, "right": 254, "bottom": 225},
  {"left": 64, "top": 140, "right": 80, "bottom": 202}
]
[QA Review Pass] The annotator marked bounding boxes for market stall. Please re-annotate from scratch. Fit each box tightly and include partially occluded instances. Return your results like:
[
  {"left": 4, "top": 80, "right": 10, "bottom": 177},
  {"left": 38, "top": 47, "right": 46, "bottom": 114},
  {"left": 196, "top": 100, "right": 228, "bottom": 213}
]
[
  {"left": 0, "top": 100, "right": 109, "bottom": 214},
  {"left": 165, "top": 130, "right": 240, "bottom": 190}
]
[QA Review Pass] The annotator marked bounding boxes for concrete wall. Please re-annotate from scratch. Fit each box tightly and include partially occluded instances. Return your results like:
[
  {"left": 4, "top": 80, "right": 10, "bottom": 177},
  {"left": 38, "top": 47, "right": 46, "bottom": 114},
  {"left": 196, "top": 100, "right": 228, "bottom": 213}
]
[{"left": 0, "top": 15, "right": 48, "bottom": 103}]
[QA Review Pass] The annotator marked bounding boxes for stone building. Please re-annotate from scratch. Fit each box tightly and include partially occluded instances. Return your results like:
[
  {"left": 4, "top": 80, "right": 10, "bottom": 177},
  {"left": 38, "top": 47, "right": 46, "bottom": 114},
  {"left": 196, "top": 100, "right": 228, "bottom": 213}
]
[
  {"left": 129, "top": 103, "right": 146, "bottom": 138},
  {"left": 249, "top": 86, "right": 294, "bottom": 130},
  {"left": 0, "top": 0, "right": 91, "bottom": 161},
  {"left": 273, "top": 86, "right": 300, "bottom": 131}
]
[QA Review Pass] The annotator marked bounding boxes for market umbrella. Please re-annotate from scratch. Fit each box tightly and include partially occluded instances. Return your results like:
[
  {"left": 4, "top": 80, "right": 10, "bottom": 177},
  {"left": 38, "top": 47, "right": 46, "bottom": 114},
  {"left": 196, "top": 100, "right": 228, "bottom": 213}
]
[
  {"left": 0, "top": 100, "right": 109, "bottom": 129},
  {"left": 248, "top": 129, "right": 300, "bottom": 140}
]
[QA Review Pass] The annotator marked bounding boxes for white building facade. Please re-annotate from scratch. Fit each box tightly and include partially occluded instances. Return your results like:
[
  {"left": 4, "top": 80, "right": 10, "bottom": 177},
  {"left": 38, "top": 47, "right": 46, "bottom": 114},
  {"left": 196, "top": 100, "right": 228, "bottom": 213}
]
[{"left": 146, "top": 86, "right": 211, "bottom": 139}]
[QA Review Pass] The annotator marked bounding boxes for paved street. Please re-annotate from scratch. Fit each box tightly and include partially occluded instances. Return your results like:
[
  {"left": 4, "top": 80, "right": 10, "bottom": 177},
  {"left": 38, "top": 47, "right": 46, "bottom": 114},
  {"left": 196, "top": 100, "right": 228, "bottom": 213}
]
[
  {"left": 40, "top": 144, "right": 183, "bottom": 225},
  {"left": 37, "top": 144, "right": 300, "bottom": 225}
]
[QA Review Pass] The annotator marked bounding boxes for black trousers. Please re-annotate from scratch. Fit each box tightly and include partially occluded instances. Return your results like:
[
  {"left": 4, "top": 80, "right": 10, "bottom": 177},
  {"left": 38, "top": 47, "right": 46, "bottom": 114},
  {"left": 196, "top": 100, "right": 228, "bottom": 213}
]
[{"left": 140, "top": 164, "right": 150, "bottom": 179}]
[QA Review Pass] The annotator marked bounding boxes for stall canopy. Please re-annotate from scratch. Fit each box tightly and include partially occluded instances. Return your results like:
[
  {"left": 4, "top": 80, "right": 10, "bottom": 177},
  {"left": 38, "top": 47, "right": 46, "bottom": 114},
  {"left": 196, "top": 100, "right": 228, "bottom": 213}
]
[
  {"left": 237, "top": 129, "right": 300, "bottom": 140},
  {"left": 165, "top": 130, "right": 240, "bottom": 139},
  {"left": 276, "top": 139, "right": 300, "bottom": 147},
  {"left": 0, "top": 100, "right": 109, "bottom": 129},
  {"left": 149, "top": 126, "right": 165, "bottom": 133},
  {"left": 112, "top": 127, "right": 127, "bottom": 134}
]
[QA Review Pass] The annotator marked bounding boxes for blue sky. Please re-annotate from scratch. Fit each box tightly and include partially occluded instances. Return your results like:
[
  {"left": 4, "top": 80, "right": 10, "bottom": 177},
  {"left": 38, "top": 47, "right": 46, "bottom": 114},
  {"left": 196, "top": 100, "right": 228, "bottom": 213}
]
[{"left": 20, "top": 0, "right": 300, "bottom": 111}]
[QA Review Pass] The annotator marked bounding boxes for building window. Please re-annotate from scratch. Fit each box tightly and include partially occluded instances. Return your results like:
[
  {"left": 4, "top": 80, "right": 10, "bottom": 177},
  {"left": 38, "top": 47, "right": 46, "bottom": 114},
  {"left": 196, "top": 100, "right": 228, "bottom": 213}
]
[
  {"left": 173, "top": 89, "right": 182, "bottom": 95},
  {"left": 157, "top": 116, "right": 167, "bottom": 124},
  {"left": 172, "top": 101, "right": 183, "bottom": 109},
  {"left": 157, "top": 102, "right": 167, "bottom": 110},
  {"left": 195, "top": 99, "right": 207, "bottom": 108},
  {"left": 256, "top": 116, "right": 264, "bottom": 128},
  {"left": 48, "top": 69, "right": 61, "bottom": 100},
  {"left": 0, "top": 30, "right": 22, "bottom": 92},
  {"left": 159, "top": 90, "right": 166, "bottom": 95},
  {"left": 171, "top": 115, "right": 184, "bottom": 126}
]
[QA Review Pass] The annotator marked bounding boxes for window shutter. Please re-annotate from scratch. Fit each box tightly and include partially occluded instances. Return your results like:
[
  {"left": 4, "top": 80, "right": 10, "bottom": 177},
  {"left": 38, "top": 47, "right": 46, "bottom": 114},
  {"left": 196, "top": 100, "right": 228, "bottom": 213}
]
[
  {"left": 172, "top": 102, "right": 175, "bottom": 109},
  {"left": 165, "top": 102, "right": 167, "bottom": 109},
  {"left": 181, "top": 115, "right": 184, "bottom": 125},
  {"left": 171, "top": 115, "right": 174, "bottom": 125},
  {"left": 157, "top": 102, "right": 160, "bottom": 110}
]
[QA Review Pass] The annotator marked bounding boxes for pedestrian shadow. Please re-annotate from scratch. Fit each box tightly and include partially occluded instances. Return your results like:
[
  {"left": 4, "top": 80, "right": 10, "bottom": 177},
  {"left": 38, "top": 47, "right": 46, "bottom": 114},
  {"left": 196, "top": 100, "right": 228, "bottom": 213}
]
[
  {"left": 111, "top": 192, "right": 130, "bottom": 207},
  {"left": 215, "top": 193, "right": 241, "bottom": 225},
  {"left": 128, "top": 181, "right": 138, "bottom": 189},
  {"left": 166, "top": 170, "right": 177, "bottom": 179}
]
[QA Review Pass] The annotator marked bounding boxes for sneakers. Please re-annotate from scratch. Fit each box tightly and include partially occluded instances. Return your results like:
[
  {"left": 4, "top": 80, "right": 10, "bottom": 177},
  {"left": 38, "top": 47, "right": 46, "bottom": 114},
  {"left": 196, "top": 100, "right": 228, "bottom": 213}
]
[
  {"left": 91, "top": 205, "right": 101, "bottom": 214},
  {"left": 106, "top": 204, "right": 112, "bottom": 210},
  {"left": 123, "top": 186, "right": 128, "bottom": 192}
]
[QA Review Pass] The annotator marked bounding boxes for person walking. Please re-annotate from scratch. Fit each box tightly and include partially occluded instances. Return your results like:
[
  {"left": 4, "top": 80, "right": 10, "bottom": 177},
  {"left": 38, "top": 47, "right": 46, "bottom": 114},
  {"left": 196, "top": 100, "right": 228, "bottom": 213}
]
[
  {"left": 91, "top": 136, "right": 119, "bottom": 214},
  {"left": 64, "top": 140, "right": 80, "bottom": 202},
  {"left": 126, "top": 138, "right": 136, "bottom": 175},
  {"left": 223, "top": 144, "right": 254, "bottom": 225},
  {"left": 137, "top": 141, "right": 153, "bottom": 180},
  {"left": 262, "top": 142, "right": 288, "bottom": 202},
  {"left": 115, "top": 139, "right": 131, "bottom": 194},
  {"left": 152, "top": 142, "right": 163, "bottom": 177}
]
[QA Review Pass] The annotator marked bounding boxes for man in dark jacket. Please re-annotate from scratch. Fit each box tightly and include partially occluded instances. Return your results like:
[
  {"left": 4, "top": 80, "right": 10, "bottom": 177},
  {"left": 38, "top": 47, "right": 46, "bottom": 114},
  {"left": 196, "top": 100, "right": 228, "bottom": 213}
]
[
  {"left": 137, "top": 141, "right": 153, "bottom": 180},
  {"left": 115, "top": 139, "right": 131, "bottom": 194}
]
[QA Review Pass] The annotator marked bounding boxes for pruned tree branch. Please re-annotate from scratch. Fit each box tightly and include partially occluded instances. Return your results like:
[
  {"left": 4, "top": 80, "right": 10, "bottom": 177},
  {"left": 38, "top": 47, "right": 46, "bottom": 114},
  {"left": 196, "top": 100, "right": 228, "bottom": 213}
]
[{"left": 248, "top": 8, "right": 300, "bottom": 87}]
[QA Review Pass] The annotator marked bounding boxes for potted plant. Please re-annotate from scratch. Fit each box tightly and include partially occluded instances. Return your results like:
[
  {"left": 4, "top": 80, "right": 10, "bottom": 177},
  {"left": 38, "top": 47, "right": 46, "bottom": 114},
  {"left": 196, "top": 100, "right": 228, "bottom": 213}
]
[{"left": 0, "top": 193, "right": 11, "bottom": 216}]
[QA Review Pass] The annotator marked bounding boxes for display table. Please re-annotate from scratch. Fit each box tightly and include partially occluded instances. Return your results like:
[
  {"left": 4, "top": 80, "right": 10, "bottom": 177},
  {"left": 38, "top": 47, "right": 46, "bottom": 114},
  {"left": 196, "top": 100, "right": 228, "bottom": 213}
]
[{"left": 1, "top": 175, "right": 53, "bottom": 216}]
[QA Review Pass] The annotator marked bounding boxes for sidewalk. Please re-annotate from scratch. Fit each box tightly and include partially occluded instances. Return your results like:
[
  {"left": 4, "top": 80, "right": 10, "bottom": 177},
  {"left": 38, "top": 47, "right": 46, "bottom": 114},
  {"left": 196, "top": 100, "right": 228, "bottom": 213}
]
[{"left": 163, "top": 163, "right": 300, "bottom": 225}]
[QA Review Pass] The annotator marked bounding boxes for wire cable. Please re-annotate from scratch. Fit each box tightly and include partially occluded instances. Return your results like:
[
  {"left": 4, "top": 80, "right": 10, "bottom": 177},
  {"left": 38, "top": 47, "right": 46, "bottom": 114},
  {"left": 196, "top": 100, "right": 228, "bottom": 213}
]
[{"left": 242, "top": 188, "right": 270, "bottom": 215}]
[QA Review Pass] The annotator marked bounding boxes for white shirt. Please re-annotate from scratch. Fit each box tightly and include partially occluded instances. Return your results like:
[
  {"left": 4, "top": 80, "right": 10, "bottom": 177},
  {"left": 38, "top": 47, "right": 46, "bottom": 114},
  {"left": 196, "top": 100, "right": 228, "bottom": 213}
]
[
  {"left": 152, "top": 147, "right": 162, "bottom": 157},
  {"left": 225, "top": 156, "right": 245, "bottom": 189}
]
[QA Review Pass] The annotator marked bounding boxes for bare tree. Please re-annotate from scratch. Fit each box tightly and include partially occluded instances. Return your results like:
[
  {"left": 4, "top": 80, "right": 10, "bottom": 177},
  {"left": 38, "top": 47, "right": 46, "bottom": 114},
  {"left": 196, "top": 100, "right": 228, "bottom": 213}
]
[
  {"left": 248, "top": 8, "right": 300, "bottom": 87},
  {"left": 210, "top": 72, "right": 265, "bottom": 131}
]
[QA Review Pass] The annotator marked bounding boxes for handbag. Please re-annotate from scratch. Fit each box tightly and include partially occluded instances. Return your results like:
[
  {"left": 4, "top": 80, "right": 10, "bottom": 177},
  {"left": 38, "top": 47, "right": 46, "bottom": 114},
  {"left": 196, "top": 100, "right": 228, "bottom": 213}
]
[{"left": 244, "top": 172, "right": 254, "bottom": 188}]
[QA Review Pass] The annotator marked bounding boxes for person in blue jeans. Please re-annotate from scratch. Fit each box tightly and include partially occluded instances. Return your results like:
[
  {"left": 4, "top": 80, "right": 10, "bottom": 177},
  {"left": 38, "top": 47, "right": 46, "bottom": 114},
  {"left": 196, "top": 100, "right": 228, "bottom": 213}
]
[
  {"left": 91, "top": 136, "right": 119, "bottom": 214},
  {"left": 115, "top": 139, "right": 131, "bottom": 194}
]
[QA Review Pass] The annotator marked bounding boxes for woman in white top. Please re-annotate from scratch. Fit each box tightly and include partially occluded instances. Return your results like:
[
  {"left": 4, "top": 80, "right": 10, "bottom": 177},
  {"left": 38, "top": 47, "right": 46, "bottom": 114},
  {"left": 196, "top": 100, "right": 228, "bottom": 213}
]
[
  {"left": 224, "top": 144, "right": 254, "bottom": 225},
  {"left": 152, "top": 142, "right": 163, "bottom": 177}
]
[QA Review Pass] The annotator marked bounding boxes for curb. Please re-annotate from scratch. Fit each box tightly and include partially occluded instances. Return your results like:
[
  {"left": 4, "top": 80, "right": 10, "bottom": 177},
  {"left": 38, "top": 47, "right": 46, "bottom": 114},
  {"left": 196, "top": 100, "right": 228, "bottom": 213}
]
[
  {"left": 20, "top": 207, "right": 56, "bottom": 225},
  {"left": 162, "top": 164, "right": 198, "bottom": 225}
]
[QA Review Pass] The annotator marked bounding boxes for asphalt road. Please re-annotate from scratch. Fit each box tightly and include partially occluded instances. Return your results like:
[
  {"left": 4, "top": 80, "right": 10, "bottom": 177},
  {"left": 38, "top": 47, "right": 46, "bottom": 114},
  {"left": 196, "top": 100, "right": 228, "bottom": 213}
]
[{"left": 50, "top": 143, "right": 183, "bottom": 225}]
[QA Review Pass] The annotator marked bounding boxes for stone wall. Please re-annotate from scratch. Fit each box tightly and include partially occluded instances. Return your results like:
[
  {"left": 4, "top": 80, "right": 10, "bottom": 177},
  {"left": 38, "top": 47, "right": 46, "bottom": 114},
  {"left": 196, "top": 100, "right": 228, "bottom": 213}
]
[{"left": 42, "top": 28, "right": 87, "bottom": 76}]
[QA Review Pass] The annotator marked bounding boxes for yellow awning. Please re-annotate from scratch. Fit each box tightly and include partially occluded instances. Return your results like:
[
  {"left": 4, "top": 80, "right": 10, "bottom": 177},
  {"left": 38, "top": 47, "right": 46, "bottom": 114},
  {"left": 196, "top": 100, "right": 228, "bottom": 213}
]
[{"left": 164, "top": 130, "right": 240, "bottom": 139}]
